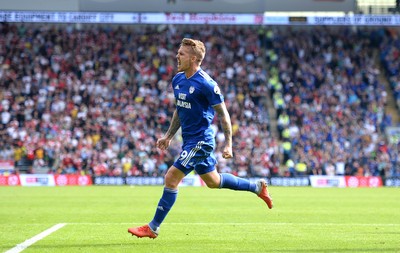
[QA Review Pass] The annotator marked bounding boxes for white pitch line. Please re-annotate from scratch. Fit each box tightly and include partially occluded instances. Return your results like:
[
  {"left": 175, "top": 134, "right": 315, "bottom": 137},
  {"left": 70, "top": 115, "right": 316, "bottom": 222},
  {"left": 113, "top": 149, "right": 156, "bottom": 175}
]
[{"left": 5, "top": 223, "right": 66, "bottom": 253}]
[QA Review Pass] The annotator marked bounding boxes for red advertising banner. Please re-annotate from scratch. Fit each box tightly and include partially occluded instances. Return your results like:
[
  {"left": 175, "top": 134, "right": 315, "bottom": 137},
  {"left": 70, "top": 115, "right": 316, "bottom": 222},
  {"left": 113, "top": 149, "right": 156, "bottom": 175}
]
[
  {"left": 54, "top": 175, "right": 92, "bottom": 186},
  {"left": 344, "top": 176, "right": 383, "bottom": 188},
  {"left": 0, "top": 175, "right": 21, "bottom": 186}
]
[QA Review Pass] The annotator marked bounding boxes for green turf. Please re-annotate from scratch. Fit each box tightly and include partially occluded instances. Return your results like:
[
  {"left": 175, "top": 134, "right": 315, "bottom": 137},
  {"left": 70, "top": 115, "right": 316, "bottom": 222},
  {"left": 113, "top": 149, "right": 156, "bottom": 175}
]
[{"left": 0, "top": 186, "right": 399, "bottom": 253}]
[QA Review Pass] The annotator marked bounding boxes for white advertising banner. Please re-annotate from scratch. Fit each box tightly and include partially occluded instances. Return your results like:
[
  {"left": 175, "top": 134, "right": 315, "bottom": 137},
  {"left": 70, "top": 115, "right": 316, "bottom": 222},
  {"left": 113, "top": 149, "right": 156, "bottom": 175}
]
[
  {"left": 0, "top": 11, "right": 139, "bottom": 23},
  {"left": 179, "top": 174, "right": 205, "bottom": 187},
  {"left": 140, "top": 13, "right": 263, "bottom": 25},
  {"left": 19, "top": 174, "right": 56, "bottom": 187},
  {"left": 308, "top": 15, "right": 400, "bottom": 26},
  {"left": 309, "top": 175, "right": 346, "bottom": 188}
]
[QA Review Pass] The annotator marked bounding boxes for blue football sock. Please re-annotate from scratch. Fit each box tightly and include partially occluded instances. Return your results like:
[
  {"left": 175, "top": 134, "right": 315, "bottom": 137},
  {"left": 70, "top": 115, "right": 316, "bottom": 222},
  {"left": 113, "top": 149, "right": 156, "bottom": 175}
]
[
  {"left": 149, "top": 187, "right": 178, "bottom": 230},
  {"left": 219, "top": 173, "right": 257, "bottom": 193}
]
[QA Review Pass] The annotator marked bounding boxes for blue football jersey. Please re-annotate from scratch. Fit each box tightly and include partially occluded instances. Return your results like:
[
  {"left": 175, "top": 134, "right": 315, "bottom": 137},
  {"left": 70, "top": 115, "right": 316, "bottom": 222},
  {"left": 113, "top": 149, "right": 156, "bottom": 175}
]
[{"left": 172, "top": 68, "right": 224, "bottom": 145}]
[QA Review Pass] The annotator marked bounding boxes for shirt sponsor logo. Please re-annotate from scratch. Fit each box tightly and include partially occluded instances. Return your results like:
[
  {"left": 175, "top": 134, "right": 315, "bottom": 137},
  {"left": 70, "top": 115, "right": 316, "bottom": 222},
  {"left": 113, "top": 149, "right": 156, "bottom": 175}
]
[{"left": 177, "top": 100, "right": 192, "bottom": 109}]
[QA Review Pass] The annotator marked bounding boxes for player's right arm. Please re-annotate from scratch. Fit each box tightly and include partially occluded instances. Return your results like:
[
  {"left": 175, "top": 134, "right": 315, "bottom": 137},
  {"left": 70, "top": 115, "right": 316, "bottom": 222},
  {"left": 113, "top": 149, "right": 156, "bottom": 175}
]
[{"left": 157, "top": 109, "right": 181, "bottom": 150}]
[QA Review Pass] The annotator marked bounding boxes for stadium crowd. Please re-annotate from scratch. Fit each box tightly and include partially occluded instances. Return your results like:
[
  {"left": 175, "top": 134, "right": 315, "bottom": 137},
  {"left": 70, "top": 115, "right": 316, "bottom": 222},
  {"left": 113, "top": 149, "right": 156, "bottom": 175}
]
[
  {"left": 0, "top": 23, "right": 399, "bottom": 178},
  {"left": 0, "top": 23, "right": 277, "bottom": 177},
  {"left": 267, "top": 27, "right": 399, "bottom": 177}
]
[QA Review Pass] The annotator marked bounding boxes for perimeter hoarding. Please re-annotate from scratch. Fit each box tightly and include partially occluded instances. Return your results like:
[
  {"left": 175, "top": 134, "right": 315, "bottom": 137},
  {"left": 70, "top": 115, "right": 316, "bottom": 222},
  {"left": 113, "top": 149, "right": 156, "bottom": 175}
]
[
  {"left": 1, "top": 11, "right": 400, "bottom": 26},
  {"left": 309, "top": 176, "right": 383, "bottom": 188},
  {"left": 0, "top": 175, "right": 395, "bottom": 187},
  {"left": 0, "top": 175, "right": 92, "bottom": 186}
]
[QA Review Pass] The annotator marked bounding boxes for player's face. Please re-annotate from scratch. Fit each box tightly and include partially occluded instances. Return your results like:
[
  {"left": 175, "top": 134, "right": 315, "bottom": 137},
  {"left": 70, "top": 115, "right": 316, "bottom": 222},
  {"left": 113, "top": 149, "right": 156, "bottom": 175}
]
[{"left": 176, "top": 45, "right": 194, "bottom": 72}]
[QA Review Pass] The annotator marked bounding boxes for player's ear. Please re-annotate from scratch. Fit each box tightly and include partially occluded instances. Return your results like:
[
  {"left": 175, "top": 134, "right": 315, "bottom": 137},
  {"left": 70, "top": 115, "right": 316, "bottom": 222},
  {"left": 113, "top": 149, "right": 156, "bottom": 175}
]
[{"left": 191, "top": 55, "right": 197, "bottom": 63}]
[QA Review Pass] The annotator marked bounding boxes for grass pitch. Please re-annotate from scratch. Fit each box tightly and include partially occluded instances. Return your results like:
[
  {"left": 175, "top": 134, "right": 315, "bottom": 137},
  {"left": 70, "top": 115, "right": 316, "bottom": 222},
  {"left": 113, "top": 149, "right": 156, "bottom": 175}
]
[{"left": 0, "top": 185, "right": 399, "bottom": 253}]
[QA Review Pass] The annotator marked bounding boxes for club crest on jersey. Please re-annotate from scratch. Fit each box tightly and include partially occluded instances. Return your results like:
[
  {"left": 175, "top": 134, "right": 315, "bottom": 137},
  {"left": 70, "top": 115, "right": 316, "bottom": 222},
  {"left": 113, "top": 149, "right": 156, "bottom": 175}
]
[
  {"left": 214, "top": 86, "right": 221, "bottom": 95},
  {"left": 189, "top": 86, "right": 195, "bottom": 94}
]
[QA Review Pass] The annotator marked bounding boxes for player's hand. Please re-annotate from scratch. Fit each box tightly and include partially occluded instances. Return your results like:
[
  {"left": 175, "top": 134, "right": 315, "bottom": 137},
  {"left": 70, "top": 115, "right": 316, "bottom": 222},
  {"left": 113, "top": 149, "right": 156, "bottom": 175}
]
[
  {"left": 222, "top": 146, "right": 233, "bottom": 159},
  {"left": 157, "top": 137, "right": 171, "bottom": 150}
]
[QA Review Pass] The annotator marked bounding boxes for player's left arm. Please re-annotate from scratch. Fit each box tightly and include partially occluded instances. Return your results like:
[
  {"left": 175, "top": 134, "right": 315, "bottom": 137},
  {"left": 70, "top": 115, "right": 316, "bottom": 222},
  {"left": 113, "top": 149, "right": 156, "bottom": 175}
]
[{"left": 213, "top": 102, "right": 233, "bottom": 159}]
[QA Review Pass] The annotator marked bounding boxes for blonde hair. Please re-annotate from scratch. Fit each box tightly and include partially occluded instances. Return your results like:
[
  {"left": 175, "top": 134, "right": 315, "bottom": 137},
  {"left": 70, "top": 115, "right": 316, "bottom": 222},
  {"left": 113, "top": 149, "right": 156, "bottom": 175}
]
[{"left": 181, "top": 38, "right": 206, "bottom": 65}]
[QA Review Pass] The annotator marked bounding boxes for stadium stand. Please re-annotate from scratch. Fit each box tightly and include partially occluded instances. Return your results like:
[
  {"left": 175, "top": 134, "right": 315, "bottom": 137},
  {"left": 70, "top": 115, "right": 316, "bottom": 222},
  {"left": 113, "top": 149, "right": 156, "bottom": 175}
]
[
  {"left": 0, "top": 23, "right": 399, "bottom": 178},
  {"left": 265, "top": 26, "right": 399, "bottom": 177}
]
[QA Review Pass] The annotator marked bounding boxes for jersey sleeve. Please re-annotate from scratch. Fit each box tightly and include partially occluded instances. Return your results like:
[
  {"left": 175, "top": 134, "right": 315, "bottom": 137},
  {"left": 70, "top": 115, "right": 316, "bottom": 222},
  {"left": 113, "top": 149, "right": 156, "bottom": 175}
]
[{"left": 203, "top": 79, "right": 224, "bottom": 106}]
